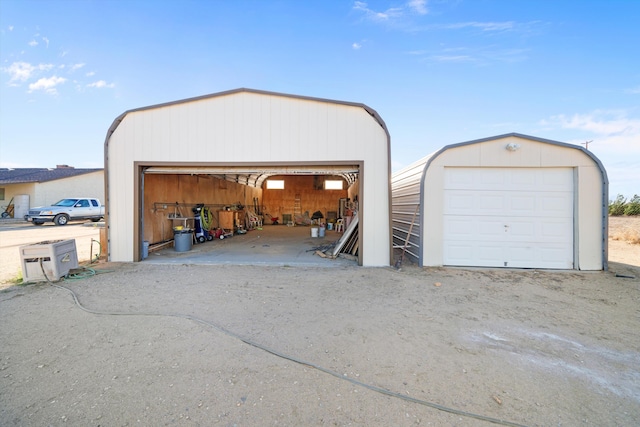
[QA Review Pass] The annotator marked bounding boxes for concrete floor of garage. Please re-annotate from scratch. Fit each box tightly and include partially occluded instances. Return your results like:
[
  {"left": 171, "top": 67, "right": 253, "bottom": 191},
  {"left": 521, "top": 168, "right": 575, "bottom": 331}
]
[{"left": 144, "top": 223, "right": 357, "bottom": 267}]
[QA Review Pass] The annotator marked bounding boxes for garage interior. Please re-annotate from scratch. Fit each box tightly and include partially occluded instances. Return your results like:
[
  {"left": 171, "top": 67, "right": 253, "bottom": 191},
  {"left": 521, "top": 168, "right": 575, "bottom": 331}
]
[{"left": 140, "top": 164, "right": 362, "bottom": 265}]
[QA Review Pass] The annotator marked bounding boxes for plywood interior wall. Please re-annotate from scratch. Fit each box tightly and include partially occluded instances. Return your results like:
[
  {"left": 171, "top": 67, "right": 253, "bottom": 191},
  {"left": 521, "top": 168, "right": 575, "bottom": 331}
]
[
  {"left": 143, "top": 174, "right": 350, "bottom": 245},
  {"left": 143, "top": 174, "right": 262, "bottom": 244},
  {"left": 261, "top": 175, "right": 349, "bottom": 224}
]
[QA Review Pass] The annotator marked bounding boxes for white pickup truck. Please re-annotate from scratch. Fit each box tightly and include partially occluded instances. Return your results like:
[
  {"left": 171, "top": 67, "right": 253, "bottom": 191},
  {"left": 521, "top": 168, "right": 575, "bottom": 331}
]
[{"left": 25, "top": 198, "right": 105, "bottom": 226}]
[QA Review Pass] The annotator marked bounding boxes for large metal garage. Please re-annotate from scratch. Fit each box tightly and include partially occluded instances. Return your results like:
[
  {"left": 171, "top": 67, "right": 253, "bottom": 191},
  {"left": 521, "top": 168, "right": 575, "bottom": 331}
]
[
  {"left": 104, "top": 88, "right": 392, "bottom": 266},
  {"left": 391, "top": 133, "right": 609, "bottom": 270}
]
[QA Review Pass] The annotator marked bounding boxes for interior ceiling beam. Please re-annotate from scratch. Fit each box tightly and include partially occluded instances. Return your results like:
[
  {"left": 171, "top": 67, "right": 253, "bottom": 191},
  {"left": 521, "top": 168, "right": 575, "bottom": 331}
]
[
  {"left": 144, "top": 165, "right": 359, "bottom": 188},
  {"left": 145, "top": 166, "right": 359, "bottom": 175}
]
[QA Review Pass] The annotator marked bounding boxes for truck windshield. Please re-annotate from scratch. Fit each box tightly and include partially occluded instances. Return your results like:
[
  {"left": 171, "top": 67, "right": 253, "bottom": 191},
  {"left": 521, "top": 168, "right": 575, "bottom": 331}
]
[{"left": 53, "top": 199, "right": 79, "bottom": 207}]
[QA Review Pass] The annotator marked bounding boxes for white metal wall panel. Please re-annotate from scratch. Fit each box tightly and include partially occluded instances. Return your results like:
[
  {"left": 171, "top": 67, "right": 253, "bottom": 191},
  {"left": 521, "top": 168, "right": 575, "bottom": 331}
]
[
  {"left": 443, "top": 168, "right": 574, "bottom": 269},
  {"left": 106, "top": 90, "right": 391, "bottom": 266}
]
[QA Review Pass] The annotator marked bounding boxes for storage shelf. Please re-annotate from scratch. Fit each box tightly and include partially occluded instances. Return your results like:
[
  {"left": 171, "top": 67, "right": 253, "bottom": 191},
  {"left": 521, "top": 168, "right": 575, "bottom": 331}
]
[{"left": 167, "top": 216, "right": 194, "bottom": 228}]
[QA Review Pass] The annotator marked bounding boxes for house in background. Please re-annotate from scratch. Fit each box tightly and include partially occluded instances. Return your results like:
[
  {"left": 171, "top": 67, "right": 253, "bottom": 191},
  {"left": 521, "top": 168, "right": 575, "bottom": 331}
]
[{"left": 0, "top": 165, "right": 104, "bottom": 219}]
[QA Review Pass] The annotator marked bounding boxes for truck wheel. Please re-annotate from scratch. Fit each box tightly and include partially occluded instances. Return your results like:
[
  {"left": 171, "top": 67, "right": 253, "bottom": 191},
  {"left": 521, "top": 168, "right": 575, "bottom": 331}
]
[
  {"left": 33, "top": 221, "right": 44, "bottom": 226},
  {"left": 91, "top": 218, "right": 101, "bottom": 222},
  {"left": 54, "top": 214, "right": 69, "bottom": 226}
]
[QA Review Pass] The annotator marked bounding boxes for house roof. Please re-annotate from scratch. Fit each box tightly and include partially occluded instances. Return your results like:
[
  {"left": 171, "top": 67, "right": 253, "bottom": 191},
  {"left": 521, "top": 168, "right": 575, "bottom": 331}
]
[{"left": 0, "top": 167, "right": 102, "bottom": 185}]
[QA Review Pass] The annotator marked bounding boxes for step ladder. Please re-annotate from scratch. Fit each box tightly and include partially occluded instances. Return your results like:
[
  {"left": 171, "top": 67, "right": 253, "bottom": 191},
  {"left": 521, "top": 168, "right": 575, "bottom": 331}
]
[{"left": 291, "top": 194, "right": 301, "bottom": 226}]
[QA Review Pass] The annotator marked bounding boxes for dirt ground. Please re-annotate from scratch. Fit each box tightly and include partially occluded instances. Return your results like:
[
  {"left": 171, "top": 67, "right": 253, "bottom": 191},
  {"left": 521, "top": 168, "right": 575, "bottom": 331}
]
[{"left": 0, "top": 218, "right": 638, "bottom": 426}]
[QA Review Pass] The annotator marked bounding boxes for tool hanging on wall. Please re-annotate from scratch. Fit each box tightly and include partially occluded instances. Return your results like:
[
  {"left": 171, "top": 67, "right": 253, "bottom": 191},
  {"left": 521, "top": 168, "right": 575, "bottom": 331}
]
[{"left": 174, "top": 201, "right": 183, "bottom": 218}]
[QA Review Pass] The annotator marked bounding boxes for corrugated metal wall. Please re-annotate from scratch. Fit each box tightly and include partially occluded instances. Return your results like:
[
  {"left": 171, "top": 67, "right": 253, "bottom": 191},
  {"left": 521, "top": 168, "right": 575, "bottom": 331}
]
[{"left": 391, "top": 156, "right": 431, "bottom": 265}]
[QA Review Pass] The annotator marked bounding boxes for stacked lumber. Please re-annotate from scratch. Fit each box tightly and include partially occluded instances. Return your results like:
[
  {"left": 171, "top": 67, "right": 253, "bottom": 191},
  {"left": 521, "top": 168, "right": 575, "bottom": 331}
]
[{"left": 311, "top": 213, "right": 359, "bottom": 260}]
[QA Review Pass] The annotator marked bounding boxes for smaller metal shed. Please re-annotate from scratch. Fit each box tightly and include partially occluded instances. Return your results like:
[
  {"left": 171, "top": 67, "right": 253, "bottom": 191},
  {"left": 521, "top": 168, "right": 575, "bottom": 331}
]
[{"left": 391, "top": 133, "right": 608, "bottom": 270}]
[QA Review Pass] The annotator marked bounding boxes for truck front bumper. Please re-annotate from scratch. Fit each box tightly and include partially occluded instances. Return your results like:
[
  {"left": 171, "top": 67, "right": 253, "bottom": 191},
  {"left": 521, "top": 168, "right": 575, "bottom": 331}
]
[{"left": 25, "top": 215, "right": 54, "bottom": 223}]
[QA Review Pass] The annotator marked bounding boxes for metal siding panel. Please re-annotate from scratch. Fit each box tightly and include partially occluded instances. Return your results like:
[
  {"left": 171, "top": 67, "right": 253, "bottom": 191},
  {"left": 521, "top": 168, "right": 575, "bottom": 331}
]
[
  {"left": 391, "top": 159, "right": 424, "bottom": 265},
  {"left": 360, "top": 118, "right": 392, "bottom": 266},
  {"left": 576, "top": 165, "right": 605, "bottom": 270}
]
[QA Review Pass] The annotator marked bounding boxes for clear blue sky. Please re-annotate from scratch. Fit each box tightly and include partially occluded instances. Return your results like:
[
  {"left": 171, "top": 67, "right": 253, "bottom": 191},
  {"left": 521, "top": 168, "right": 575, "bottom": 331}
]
[{"left": 1, "top": 0, "right": 638, "bottom": 199}]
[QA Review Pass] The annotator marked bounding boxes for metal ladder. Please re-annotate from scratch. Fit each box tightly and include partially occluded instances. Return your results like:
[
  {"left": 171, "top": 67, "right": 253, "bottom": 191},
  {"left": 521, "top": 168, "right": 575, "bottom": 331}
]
[{"left": 293, "top": 194, "right": 301, "bottom": 224}]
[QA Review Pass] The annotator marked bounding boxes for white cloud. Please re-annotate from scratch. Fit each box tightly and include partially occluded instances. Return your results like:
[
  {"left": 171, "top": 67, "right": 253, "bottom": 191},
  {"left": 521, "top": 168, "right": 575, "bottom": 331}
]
[
  {"left": 353, "top": 1, "right": 402, "bottom": 22},
  {"left": 408, "top": 0, "right": 428, "bottom": 15},
  {"left": 28, "top": 76, "right": 67, "bottom": 94},
  {"left": 543, "top": 110, "right": 640, "bottom": 157},
  {"left": 483, "top": 47, "right": 529, "bottom": 63},
  {"left": 3, "top": 62, "right": 35, "bottom": 83},
  {"left": 2, "top": 61, "right": 54, "bottom": 84},
  {"left": 87, "top": 80, "right": 114, "bottom": 89},
  {"left": 70, "top": 63, "right": 86, "bottom": 72},
  {"left": 627, "top": 86, "right": 640, "bottom": 94},
  {"left": 352, "top": 42, "right": 362, "bottom": 50},
  {"left": 544, "top": 110, "right": 640, "bottom": 197},
  {"left": 442, "top": 21, "right": 516, "bottom": 32},
  {"left": 431, "top": 55, "right": 473, "bottom": 62},
  {"left": 424, "top": 46, "right": 528, "bottom": 64},
  {"left": 2, "top": 31, "right": 111, "bottom": 97},
  {"left": 548, "top": 110, "right": 639, "bottom": 137}
]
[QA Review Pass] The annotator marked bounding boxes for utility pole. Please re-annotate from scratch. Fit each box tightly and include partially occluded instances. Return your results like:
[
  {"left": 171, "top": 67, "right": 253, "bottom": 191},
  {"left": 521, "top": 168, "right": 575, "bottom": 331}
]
[{"left": 582, "top": 140, "right": 593, "bottom": 150}]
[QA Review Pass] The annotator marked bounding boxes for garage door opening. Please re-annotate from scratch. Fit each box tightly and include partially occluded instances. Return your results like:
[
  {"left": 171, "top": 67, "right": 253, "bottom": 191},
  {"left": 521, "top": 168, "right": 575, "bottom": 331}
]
[{"left": 138, "top": 163, "right": 362, "bottom": 265}]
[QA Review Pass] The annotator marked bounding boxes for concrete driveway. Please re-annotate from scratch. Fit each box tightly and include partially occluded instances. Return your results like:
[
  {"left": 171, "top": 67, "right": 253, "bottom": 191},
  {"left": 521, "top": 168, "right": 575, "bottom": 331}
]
[
  {"left": 144, "top": 224, "right": 356, "bottom": 268},
  {"left": 0, "top": 220, "right": 354, "bottom": 287}
]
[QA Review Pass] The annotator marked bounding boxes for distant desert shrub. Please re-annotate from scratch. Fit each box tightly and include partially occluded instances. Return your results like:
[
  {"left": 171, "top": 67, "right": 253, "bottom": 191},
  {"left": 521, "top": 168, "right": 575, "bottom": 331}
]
[
  {"left": 624, "top": 195, "right": 640, "bottom": 216},
  {"left": 611, "top": 225, "right": 640, "bottom": 245},
  {"left": 609, "top": 194, "right": 640, "bottom": 216}
]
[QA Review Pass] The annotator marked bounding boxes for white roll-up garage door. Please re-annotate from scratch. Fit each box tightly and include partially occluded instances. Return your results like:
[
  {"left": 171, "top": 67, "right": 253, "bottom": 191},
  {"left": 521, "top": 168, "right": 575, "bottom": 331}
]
[{"left": 443, "top": 167, "right": 574, "bottom": 269}]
